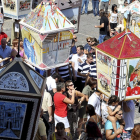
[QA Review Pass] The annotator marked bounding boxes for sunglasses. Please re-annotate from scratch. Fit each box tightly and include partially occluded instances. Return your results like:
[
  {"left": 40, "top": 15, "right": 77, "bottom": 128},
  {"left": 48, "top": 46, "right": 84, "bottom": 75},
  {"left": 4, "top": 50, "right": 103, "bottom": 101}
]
[
  {"left": 74, "top": 37, "right": 77, "bottom": 39},
  {"left": 118, "top": 113, "right": 123, "bottom": 116},
  {"left": 68, "top": 84, "right": 74, "bottom": 86},
  {"left": 87, "top": 40, "right": 91, "bottom": 42}
]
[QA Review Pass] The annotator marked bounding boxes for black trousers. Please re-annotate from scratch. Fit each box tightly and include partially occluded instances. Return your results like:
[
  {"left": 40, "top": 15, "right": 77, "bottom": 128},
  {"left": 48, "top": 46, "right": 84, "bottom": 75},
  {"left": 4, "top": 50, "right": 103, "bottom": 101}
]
[{"left": 74, "top": 77, "right": 83, "bottom": 92}]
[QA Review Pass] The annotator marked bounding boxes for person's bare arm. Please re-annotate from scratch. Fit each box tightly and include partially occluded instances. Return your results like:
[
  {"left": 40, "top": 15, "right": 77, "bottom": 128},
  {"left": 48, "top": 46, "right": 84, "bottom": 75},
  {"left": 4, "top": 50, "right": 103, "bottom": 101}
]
[
  {"left": 72, "top": 62, "right": 76, "bottom": 81},
  {"left": 53, "top": 88, "right": 57, "bottom": 94},
  {"left": 107, "top": 105, "right": 121, "bottom": 116},
  {"left": 77, "top": 71, "right": 89, "bottom": 77},
  {"left": 123, "top": 101, "right": 130, "bottom": 112},
  {"left": 95, "top": 23, "right": 104, "bottom": 28},
  {"left": 106, "top": 129, "right": 122, "bottom": 140},
  {"left": 6, "top": 36, "right": 10, "bottom": 43},
  {"left": 47, "top": 106, "right": 52, "bottom": 122},
  {"left": 63, "top": 89, "right": 75, "bottom": 104},
  {"left": 41, "top": 136, "right": 47, "bottom": 140}
]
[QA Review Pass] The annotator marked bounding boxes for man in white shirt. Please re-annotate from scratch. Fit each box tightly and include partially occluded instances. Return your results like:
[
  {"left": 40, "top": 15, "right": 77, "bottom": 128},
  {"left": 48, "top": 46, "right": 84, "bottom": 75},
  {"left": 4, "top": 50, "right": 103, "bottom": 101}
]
[
  {"left": 122, "top": 100, "right": 135, "bottom": 139},
  {"left": 71, "top": 45, "right": 87, "bottom": 91},
  {"left": 46, "top": 73, "right": 60, "bottom": 97},
  {"left": 88, "top": 91, "right": 102, "bottom": 116},
  {"left": 42, "top": 90, "right": 53, "bottom": 140}
]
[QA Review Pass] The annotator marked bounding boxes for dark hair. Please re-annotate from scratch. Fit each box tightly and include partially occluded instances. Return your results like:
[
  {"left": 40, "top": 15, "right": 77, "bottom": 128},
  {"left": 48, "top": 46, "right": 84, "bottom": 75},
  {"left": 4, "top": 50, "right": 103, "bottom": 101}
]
[
  {"left": 91, "top": 42, "right": 99, "bottom": 47},
  {"left": 90, "top": 38, "right": 98, "bottom": 43},
  {"left": 72, "top": 39, "right": 75, "bottom": 44},
  {"left": 87, "top": 77, "right": 97, "bottom": 88},
  {"left": 77, "top": 45, "right": 84, "bottom": 51},
  {"left": 52, "top": 73, "right": 60, "bottom": 80},
  {"left": 131, "top": 124, "right": 140, "bottom": 140},
  {"left": 87, "top": 53, "right": 93, "bottom": 58},
  {"left": 86, "top": 121, "right": 102, "bottom": 138},
  {"left": 138, "top": 81, "right": 140, "bottom": 86},
  {"left": 112, "top": 4, "right": 117, "bottom": 13},
  {"left": 108, "top": 95, "right": 120, "bottom": 105},
  {"left": 56, "top": 122, "right": 65, "bottom": 130},
  {"left": 118, "top": 118, "right": 125, "bottom": 126},
  {"left": 99, "top": 9, "right": 106, "bottom": 17},
  {"left": 103, "top": 36, "right": 111, "bottom": 41},
  {"left": 86, "top": 104, "right": 96, "bottom": 116},
  {"left": 65, "top": 80, "right": 73, "bottom": 88},
  {"left": 56, "top": 82, "right": 65, "bottom": 92}
]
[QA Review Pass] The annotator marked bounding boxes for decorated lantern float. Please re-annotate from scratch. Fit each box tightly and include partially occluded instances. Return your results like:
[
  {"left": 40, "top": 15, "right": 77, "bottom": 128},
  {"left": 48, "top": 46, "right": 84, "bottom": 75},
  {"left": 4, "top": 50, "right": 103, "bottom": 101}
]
[
  {"left": 96, "top": 30, "right": 140, "bottom": 101},
  {"left": 2, "top": 0, "right": 33, "bottom": 19},
  {"left": 0, "top": 58, "right": 46, "bottom": 140},
  {"left": 19, "top": 1, "right": 75, "bottom": 70}
]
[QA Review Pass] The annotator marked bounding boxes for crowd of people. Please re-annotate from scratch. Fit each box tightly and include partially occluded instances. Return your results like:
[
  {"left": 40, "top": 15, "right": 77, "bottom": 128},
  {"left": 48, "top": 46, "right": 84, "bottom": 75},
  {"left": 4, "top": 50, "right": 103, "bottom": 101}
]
[{"left": 0, "top": 0, "right": 140, "bottom": 140}]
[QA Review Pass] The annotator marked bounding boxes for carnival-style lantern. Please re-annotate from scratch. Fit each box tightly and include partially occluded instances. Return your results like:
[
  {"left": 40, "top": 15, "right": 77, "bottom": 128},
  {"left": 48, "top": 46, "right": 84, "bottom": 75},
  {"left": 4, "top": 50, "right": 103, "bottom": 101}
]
[
  {"left": 96, "top": 30, "right": 140, "bottom": 101},
  {"left": 0, "top": 58, "right": 46, "bottom": 140}
]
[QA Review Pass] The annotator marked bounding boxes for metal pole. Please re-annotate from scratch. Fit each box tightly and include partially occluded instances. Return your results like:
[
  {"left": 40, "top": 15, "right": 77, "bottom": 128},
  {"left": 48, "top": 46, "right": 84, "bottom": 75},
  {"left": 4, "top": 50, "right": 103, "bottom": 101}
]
[
  {"left": 55, "top": 33, "right": 59, "bottom": 64},
  {"left": 16, "top": 23, "right": 20, "bottom": 57}
]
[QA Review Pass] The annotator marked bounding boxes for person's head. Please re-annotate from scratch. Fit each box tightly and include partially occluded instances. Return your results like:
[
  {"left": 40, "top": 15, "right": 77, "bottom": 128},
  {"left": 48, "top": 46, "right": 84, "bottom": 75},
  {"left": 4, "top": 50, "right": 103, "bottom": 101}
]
[
  {"left": 56, "top": 82, "right": 65, "bottom": 93},
  {"left": 131, "top": 125, "right": 140, "bottom": 140},
  {"left": 52, "top": 73, "right": 60, "bottom": 83},
  {"left": 103, "top": 36, "right": 111, "bottom": 42},
  {"left": 73, "top": 34, "right": 77, "bottom": 42},
  {"left": 112, "top": 4, "right": 117, "bottom": 13},
  {"left": 65, "top": 80, "right": 74, "bottom": 90},
  {"left": 131, "top": 19, "right": 136, "bottom": 26},
  {"left": 124, "top": 1, "right": 128, "bottom": 7},
  {"left": 87, "top": 77, "right": 97, "bottom": 89},
  {"left": 56, "top": 122, "right": 65, "bottom": 136},
  {"left": 113, "top": 106, "right": 123, "bottom": 120},
  {"left": 86, "top": 121, "right": 102, "bottom": 138},
  {"left": 99, "top": 9, "right": 106, "bottom": 17},
  {"left": 90, "top": 38, "right": 98, "bottom": 46},
  {"left": 77, "top": 45, "right": 84, "bottom": 56},
  {"left": 12, "top": 39, "right": 18, "bottom": 48},
  {"left": 71, "top": 39, "right": 75, "bottom": 47},
  {"left": 86, "top": 37, "right": 91, "bottom": 45},
  {"left": 108, "top": 95, "right": 120, "bottom": 106},
  {"left": 1, "top": 38, "right": 7, "bottom": 49},
  {"left": 86, "top": 104, "right": 96, "bottom": 116},
  {"left": 87, "top": 53, "right": 93, "bottom": 64},
  {"left": 134, "top": 69, "right": 138, "bottom": 74}
]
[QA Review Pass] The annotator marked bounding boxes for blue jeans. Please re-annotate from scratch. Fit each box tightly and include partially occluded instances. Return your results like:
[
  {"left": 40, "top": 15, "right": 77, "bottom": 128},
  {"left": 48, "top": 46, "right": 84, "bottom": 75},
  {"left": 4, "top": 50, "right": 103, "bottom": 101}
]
[
  {"left": 99, "top": 34, "right": 106, "bottom": 44},
  {"left": 92, "top": 0, "right": 99, "bottom": 16},
  {"left": 81, "top": 0, "right": 89, "bottom": 14}
]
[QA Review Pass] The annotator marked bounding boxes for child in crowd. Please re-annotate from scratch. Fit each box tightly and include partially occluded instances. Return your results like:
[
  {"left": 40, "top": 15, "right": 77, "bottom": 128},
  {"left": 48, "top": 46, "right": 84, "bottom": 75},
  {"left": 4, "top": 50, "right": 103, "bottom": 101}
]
[{"left": 102, "top": 95, "right": 121, "bottom": 133}]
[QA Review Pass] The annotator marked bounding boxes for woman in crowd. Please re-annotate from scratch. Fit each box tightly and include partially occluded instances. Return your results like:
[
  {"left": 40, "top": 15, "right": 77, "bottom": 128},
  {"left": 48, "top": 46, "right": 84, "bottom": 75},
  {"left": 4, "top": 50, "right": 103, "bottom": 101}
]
[
  {"left": 12, "top": 39, "right": 26, "bottom": 59},
  {"left": 65, "top": 80, "right": 87, "bottom": 138},
  {"left": 53, "top": 82, "right": 75, "bottom": 133},
  {"left": 109, "top": 4, "right": 118, "bottom": 30},
  {"left": 50, "top": 122, "right": 72, "bottom": 140},
  {"left": 79, "top": 78, "right": 97, "bottom": 129}
]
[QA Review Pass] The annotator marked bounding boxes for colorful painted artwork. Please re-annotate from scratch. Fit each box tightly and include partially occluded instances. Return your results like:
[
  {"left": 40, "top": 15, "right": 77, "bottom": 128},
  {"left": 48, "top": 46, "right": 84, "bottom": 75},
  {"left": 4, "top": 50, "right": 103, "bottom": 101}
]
[
  {"left": 97, "top": 72, "right": 111, "bottom": 96},
  {"left": 126, "top": 58, "right": 140, "bottom": 100},
  {"left": 20, "top": 2, "right": 75, "bottom": 34},
  {"left": 0, "top": 101, "right": 27, "bottom": 139}
]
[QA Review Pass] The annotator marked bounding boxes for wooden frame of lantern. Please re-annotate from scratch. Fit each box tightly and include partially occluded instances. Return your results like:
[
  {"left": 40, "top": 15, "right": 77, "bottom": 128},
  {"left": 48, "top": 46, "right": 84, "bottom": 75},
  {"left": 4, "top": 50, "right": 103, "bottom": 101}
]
[{"left": 0, "top": 59, "right": 46, "bottom": 140}]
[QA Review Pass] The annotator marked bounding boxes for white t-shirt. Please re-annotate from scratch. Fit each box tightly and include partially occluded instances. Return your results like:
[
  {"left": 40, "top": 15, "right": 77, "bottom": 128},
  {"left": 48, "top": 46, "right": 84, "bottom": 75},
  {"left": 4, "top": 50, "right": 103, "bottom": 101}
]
[
  {"left": 71, "top": 54, "right": 87, "bottom": 77},
  {"left": 46, "top": 76, "right": 56, "bottom": 91},
  {"left": 110, "top": 12, "right": 118, "bottom": 23},
  {"left": 123, "top": 100, "right": 135, "bottom": 130},
  {"left": 88, "top": 92, "right": 101, "bottom": 116}
]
